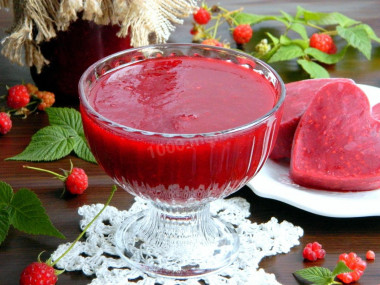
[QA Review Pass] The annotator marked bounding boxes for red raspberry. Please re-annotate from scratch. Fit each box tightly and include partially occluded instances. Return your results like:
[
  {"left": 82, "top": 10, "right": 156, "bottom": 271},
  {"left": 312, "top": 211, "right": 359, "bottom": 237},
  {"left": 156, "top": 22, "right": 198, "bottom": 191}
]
[
  {"left": 193, "top": 7, "right": 211, "bottom": 25},
  {"left": 7, "top": 84, "right": 30, "bottom": 109},
  {"left": 201, "top": 39, "right": 223, "bottom": 47},
  {"left": 309, "top": 33, "right": 336, "bottom": 54},
  {"left": 35, "top": 91, "right": 55, "bottom": 111},
  {"left": 24, "top": 163, "right": 88, "bottom": 195},
  {"left": 302, "top": 242, "right": 326, "bottom": 261},
  {"left": 20, "top": 262, "right": 58, "bottom": 285},
  {"left": 337, "top": 252, "right": 367, "bottom": 283},
  {"left": 327, "top": 42, "right": 337, "bottom": 54},
  {"left": 233, "top": 24, "right": 253, "bottom": 45},
  {"left": 0, "top": 112, "right": 12, "bottom": 135},
  {"left": 366, "top": 250, "right": 375, "bottom": 260},
  {"left": 65, "top": 167, "right": 88, "bottom": 195}
]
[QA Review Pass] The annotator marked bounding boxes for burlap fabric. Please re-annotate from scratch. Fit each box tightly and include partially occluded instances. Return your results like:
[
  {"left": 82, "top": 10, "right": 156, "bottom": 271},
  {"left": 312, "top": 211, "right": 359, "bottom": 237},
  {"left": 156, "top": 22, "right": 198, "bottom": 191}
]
[{"left": 0, "top": 0, "right": 197, "bottom": 72}]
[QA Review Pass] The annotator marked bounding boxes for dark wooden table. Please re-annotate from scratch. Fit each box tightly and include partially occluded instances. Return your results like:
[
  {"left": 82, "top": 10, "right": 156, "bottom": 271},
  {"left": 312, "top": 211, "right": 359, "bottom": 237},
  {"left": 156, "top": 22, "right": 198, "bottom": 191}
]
[{"left": 1, "top": 1, "right": 380, "bottom": 284}]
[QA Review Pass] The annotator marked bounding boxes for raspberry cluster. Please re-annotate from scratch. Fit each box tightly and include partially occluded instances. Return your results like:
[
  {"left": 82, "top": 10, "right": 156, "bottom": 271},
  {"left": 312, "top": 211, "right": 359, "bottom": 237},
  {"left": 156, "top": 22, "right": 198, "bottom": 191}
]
[
  {"left": 302, "top": 242, "right": 326, "bottom": 261},
  {"left": 337, "top": 252, "right": 367, "bottom": 283},
  {"left": 191, "top": 5, "right": 253, "bottom": 48},
  {"left": 0, "top": 83, "right": 55, "bottom": 135}
]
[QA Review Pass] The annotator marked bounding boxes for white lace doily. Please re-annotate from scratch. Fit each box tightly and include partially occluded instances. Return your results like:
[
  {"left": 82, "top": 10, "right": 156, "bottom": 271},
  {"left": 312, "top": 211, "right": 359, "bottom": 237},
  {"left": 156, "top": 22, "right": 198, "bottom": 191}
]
[{"left": 52, "top": 197, "right": 303, "bottom": 285}]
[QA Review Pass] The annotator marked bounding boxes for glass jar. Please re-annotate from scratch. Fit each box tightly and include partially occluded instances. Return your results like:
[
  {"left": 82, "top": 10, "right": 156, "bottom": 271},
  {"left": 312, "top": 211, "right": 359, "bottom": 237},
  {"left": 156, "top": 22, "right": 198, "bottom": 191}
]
[{"left": 31, "top": 18, "right": 131, "bottom": 104}]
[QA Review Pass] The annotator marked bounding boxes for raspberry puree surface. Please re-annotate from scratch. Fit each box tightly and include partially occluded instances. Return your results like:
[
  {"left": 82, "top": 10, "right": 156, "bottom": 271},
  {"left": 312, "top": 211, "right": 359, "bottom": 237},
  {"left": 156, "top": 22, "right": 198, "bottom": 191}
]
[{"left": 88, "top": 56, "right": 276, "bottom": 133}]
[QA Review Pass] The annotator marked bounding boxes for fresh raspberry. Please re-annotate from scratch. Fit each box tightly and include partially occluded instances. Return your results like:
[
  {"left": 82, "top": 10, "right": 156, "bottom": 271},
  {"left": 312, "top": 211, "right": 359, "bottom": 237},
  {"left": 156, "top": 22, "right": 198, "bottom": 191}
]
[
  {"left": 193, "top": 7, "right": 211, "bottom": 25},
  {"left": 337, "top": 252, "right": 367, "bottom": 283},
  {"left": 302, "top": 242, "right": 326, "bottom": 261},
  {"left": 233, "top": 24, "right": 253, "bottom": 45},
  {"left": 65, "top": 167, "right": 88, "bottom": 195},
  {"left": 366, "top": 250, "right": 375, "bottom": 260},
  {"left": 7, "top": 84, "right": 30, "bottom": 109},
  {"left": 24, "top": 163, "right": 88, "bottom": 195},
  {"left": 35, "top": 91, "right": 55, "bottom": 111},
  {"left": 201, "top": 39, "right": 223, "bottom": 47},
  {"left": 25, "top": 83, "right": 39, "bottom": 95},
  {"left": 0, "top": 112, "right": 12, "bottom": 135},
  {"left": 327, "top": 42, "right": 337, "bottom": 54},
  {"left": 20, "top": 262, "right": 58, "bottom": 285},
  {"left": 309, "top": 33, "right": 336, "bottom": 54}
]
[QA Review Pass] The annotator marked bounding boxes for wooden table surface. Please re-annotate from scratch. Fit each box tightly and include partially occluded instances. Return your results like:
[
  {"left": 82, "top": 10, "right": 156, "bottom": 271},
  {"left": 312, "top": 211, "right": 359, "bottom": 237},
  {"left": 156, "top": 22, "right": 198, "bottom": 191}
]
[{"left": 1, "top": 1, "right": 380, "bottom": 284}]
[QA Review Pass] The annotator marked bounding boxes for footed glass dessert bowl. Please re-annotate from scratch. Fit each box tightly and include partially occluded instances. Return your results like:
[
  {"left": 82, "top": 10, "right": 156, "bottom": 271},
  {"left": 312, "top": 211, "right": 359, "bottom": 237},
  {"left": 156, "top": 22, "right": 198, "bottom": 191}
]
[{"left": 79, "top": 43, "right": 285, "bottom": 278}]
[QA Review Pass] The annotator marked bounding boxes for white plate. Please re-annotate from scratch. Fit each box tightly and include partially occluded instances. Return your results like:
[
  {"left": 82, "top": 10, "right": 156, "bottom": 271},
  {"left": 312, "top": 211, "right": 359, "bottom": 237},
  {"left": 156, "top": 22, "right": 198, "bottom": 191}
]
[{"left": 247, "top": 84, "right": 380, "bottom": 218}]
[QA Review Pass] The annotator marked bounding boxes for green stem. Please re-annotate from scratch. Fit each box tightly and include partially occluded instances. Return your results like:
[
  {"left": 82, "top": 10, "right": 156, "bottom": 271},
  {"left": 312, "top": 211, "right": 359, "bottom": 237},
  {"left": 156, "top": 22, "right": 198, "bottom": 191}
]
[
  {"left": 212, "top": 16, "right": 221, "bottom": 38},
  {"left": 23, "top": 165, "right": 66, "bottom": 181},
  {"left": 51, "top": 185, "right": 117, "bottom": 267},
  {"left": 293, "top": 19, "right": 328, "bottom": 32}
]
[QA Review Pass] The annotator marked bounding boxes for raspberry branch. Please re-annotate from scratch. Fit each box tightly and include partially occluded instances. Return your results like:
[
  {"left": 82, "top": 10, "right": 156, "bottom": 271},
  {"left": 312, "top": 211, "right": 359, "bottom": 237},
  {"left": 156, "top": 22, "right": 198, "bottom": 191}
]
[
  {"left": 51, "top": 185, "right": 117, "bottom": 267},
  {"left": 191, "top": 4, "right": 380, "bottom": 79},
  {"left": 20, "top": 185, "right": 117, "bottom": 285}
]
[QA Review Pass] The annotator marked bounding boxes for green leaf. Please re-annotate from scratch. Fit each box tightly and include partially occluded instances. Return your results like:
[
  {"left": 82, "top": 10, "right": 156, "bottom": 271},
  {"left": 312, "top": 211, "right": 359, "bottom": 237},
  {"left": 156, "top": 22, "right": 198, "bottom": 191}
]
[
  {"left": 291, "top": 39, "right": 309, "bottom": 50},
  {"left": 73, "top": 135, "right": 97, "bottom": 163},
  {"left": 356, "top": 23, "right": 380, "bottom": 43},
  {"left": 305, "top": 46, "right": 348, "bottom": 64},
  {"left": 295, "top": 6, "right": 306, "bottom": 20},
  {"left": 293, "top": 266, "right": 334, "bottom": 284},
  {"left": 280, "top": 35, "right": 292, "bottom": 45},
  {"left": 7, "top": 126, "right": 76, "bottom": 162},
  {"left": 337, "top": 26, "right": 372, "bottom": 59},
  {"left": 0, "top": 181, "right": 14, "bottom": 207},
  {"left": 0, "top": 209, "right": 10, "bottom": 244},
  {"left": 9, "top": 188, "right": 65, "bottom": 239},
  {"left": 280, "top": 11, "right": 293, "bottom": 23},
  {"left": 269, "top": 44, "right": 304, "bottom": 63},
  {"left": 290, "top": 23, "right": 308, "bottom": 40},
  {"left": 266, "top": 32, "right": 279, "bottom": 45},
  {"left": 332, "top": 261, "right": 353, "bottom": 276},
  {"left": 298, "top": 59, "right": 330, "bottom": 78},
  {"left": 302, "top": 9, "right": 359, "bottom": 27},
  {"left": 46, "top": 107, "right": 84, "bottom": 135}
]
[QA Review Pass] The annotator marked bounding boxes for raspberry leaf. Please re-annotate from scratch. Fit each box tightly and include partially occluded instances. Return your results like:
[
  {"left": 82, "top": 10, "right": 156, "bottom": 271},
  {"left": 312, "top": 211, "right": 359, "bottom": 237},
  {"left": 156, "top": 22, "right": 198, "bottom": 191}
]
[
  {"left": 0, "top": 209, "right": 10, "bottom": 244},
  {"left": 332, "top": 261, "right": 353, "bottom": 276},
  {"left": 293, "top": 266, "right": 334, "bottom": 285},
  {"left": 46, "top": 107, "right": 84, "bottom": 135},
  {"left": 0, "top": 180, "right": 14, "bottom": 206},
  {"left": 357, "top": 23, "right": 380, "bottom": 43},
  {"left": 0, "top": 182, "right": 65, "bottom": 245},
  {"left": 297, "top": 59, "right": 329, "bottom": 79},
  {"left": 289, "top": 23, "right": 308, "bottom": 40},
  {"left": 305, "top": 46, "right": 348, "bottom": 65},
  {"left": 269, "top": 44, "right": 304, "bottom": 63},
  {"left": 9, "top": 188, "right": 65, "bottom": 239},
  {"left": 7, "top": 107, "right": 97, "bottom": 163},
  {"left": 73, "top": 135, "right": 97, "bottom": 163},
  {"left": 7, "top": 126, "right": 76, "bottom": 161},
  {"left": 337, "top": 26, "right": 372, "bottom": 60}
]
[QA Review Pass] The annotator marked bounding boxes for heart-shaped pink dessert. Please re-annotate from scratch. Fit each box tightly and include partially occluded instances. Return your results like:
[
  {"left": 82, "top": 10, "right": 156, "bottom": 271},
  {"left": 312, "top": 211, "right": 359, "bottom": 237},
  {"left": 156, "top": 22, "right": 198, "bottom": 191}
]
[
  {"left": 373, "top": 103, "right": 380, "bottom": 121},
  {"left": 270, "top": 78, "right": 353, "bottom": 160},
  {"left": 290, "top": 81, "right": 380, "bottom": 191}
]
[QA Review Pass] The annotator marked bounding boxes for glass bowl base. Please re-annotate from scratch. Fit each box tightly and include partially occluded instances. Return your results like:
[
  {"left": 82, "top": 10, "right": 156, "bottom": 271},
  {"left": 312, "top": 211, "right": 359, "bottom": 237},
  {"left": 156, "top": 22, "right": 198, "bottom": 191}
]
[{"left": 114, "top": 202, "right": 239, "bottom": 279}]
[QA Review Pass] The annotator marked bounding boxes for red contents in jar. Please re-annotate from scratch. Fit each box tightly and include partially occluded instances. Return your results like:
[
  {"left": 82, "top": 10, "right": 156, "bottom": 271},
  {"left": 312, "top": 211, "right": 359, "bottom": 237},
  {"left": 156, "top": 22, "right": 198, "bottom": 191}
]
[
  {"left": 31, "top": 19, "right": 131, "bottom": 104},
  {"left": 81, "top": 56, "right": 281, "bottom": 204}
]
